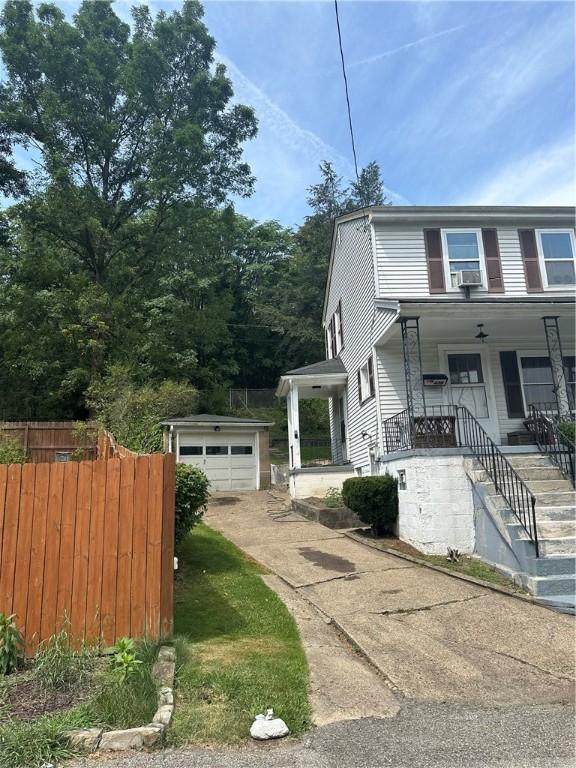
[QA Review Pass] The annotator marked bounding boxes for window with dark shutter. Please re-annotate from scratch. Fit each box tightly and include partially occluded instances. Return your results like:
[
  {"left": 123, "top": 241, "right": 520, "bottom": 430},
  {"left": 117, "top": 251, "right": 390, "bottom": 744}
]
[
  {"left": 518, "top": 229, "right": 543, "bottom": 292},
  {"left": 424, "top": 228, "right": 446, "bottom": 293},
  {"left": 482, "top": 229, "right": 504, "bottom": 293},
  {"left": 499, "top": 351, "right": 525, "bottom": 418},
  {"left": 367, "top": 356, "right": 375, "bottom": 397}
]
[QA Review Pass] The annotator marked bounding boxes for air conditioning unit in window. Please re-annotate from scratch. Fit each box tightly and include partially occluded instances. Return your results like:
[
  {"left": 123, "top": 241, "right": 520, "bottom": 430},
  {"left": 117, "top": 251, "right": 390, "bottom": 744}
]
[{"left": 457, "top": 270, "right": 482, "bottom": 287}]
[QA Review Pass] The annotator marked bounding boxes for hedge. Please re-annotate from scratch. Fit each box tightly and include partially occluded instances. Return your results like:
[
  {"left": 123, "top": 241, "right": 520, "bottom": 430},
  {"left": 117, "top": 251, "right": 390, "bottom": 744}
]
[{"left": 342, "top": 474, "right": 398, "bottom": 536}]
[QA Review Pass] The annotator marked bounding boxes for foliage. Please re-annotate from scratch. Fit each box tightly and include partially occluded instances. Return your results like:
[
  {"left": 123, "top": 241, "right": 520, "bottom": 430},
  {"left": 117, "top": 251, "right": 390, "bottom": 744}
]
[
  {"left": 88, "top": 639, "right": 158, "bottom": 728},
  {"left": 175, "top": 463, "right": 209, "bottom": 548},
  {"left": 0, "top": 435, "right": 27, "bottom": 465},
  {"left": 34, "top": 629, "right": 94, "bottom": 691},
  {"left": 87, "top": 367, "right": 197, "bottom": 452},
  {"left": 71, "top": 421, "right": 98, "bottom": 460},
  {"left": 342, "top": 474, "right": 398, "bottom": 536},
  {"left": 0, "top": 613, "right": 23, "bottom": 675},
  {"left": 559, "top": 420, "right": 575, "bottom": 447},
  {"left": 323, "top": 487, "right": 343, "bottom": 508},
  {"left": 169, "top": 524, "right": 310, "bottom": 745},
  {"left": 109, "top": 638, "right": 143, "bottom": 683},
  {"left": 0, "top": 708, "right": 93, "bottom": 768}
]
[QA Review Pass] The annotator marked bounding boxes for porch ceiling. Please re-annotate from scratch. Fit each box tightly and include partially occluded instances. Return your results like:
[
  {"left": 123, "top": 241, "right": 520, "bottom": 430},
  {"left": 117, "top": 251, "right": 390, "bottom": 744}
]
[
  {"left": 378, "top": 301, "right": 575, "bottom": 345},
  {"left": 276, "top": 373, "right": 347, "bottom": 399}
]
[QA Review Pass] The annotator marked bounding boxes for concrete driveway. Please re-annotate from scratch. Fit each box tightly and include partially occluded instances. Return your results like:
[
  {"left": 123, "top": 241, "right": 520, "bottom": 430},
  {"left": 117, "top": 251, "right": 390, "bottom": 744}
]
[{"left": 206, "top": 491, "right": 575, "bottom": 709}]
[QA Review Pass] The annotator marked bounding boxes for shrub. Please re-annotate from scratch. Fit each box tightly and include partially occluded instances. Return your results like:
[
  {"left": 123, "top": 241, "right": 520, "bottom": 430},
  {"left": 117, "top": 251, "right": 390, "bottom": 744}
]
[
  {"left": 109, "top": 638, "right": 143, "bottom": 683},
  {"left": 342, "top": 474, "right": 398, "bottom": 536},
  {"left": 559, "top": 420, "right": 575, "bottom": 448},
  {"left": 175, "top": 463, "right": 209, "bottom": 548},
  {"left": 0, "top": 613, "right": 23, "bottom": 675},
  {"left": 323, "top": 487, "right": 343, "bottom": 508},
  {"left": 87, "top": 366, "right": 197, "bottom": 453},
  {"left": 0, "top": 435, "right": 27, "bottom": 465},
  {"left": 34, "top": 629, "right": 94, "bottom": 691}
]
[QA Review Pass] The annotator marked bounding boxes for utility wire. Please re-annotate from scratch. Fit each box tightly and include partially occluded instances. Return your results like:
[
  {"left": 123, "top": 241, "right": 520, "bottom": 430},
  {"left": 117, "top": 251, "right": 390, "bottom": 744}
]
[{"left": 334, "top": 0, "right": 360, "bottom": 184}]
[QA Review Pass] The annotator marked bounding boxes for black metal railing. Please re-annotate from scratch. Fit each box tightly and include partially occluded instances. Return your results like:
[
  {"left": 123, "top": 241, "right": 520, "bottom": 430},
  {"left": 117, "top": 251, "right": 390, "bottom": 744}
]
[
  {"left": 529, "top": 405, "right": 575, "bottom": 487},
  {"left": 382, "top": 405, "right": 539, "bottom": 555}
]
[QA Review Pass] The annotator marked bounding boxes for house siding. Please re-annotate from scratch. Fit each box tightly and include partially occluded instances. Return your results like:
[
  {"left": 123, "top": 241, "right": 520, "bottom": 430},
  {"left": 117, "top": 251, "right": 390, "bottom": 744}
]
[
  {"left": 374, "top": 223, "right": 575, "bottom": 299},
  {"left": 325, "top": 218, "right": 380, "bottom": 472}
]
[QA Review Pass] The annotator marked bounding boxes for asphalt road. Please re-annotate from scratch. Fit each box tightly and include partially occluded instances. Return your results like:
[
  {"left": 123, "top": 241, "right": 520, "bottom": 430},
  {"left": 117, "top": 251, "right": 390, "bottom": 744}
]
[{"left": 72, "top": 703, "right": 576, "bottom": 768}]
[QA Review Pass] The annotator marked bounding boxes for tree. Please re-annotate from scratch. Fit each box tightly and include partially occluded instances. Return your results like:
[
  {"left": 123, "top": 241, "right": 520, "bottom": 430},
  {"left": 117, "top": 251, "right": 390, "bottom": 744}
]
[
  {"left": 348, "top": 160, "right": 387, "bottom": 210},
  {"left": 0, "top": 0, "right": 257, "bottom": 375}
]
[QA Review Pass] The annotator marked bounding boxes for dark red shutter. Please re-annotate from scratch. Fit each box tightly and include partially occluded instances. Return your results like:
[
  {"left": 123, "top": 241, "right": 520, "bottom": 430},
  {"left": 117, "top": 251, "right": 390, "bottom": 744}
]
[
  {"left": 518, "top": 229, "right": 543, "bottom": 292},
  {"left": 367, "top": 356, "right": 375, "bottom": 397},
  {"left": 482, "top": 229, "right": 504, "bottom": 293},
  {"left": 424, "top": 229, "right": 445, "bottom": 293}
]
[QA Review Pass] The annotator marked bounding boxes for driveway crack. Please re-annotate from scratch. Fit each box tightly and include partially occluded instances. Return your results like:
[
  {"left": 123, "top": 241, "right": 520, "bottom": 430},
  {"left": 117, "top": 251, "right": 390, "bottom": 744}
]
[
  {"left": 296, "top": 565, "right": 415, "bottom": 589},
  {"left": 370, "top": 594, "right": 487, "bottom": 616}
]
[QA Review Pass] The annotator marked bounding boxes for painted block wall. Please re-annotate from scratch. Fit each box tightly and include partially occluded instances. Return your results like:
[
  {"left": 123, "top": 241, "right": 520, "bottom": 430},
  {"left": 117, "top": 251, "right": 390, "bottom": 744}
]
[
  {"left": 289, "top": 467, "right": 355, "bottom": 499},
  {"left": 379, "top": 453, "right": 475, "bottom": 554}
]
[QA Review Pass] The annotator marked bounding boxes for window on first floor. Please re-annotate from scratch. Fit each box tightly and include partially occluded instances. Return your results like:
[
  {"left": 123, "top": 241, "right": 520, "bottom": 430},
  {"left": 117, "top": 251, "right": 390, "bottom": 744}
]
[
  {"left": 536, "top": 230, "right": 576, "bottom": 288},
  {"left": 358, "top": 356, "right": 375, "bottom": 404},
  {"left": 520, "top": 355, "right": 576, "bottom": 409}
]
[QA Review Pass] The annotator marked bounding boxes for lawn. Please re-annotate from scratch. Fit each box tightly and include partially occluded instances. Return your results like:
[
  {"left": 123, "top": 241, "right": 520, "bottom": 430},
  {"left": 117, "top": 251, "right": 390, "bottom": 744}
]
[{"left": 169, "top": 524, "right": 310, "bottom": 745}]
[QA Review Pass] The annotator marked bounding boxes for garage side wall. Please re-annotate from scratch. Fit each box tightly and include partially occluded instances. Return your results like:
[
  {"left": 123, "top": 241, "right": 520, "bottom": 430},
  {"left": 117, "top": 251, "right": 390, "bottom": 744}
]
[{"left": 259, "top": 429, "right": 271, "bottom": 489}]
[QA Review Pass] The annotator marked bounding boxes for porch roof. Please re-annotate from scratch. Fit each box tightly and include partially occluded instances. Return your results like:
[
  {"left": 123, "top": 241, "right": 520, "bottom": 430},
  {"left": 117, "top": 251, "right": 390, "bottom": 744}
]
[{"left": 276, "top": 357, "right": 347, "bottom": 399}]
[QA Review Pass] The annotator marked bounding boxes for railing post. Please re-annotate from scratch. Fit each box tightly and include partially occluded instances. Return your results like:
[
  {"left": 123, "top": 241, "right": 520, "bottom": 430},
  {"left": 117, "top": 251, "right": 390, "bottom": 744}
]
[{"left": 542, "top": 316, "right": 572, "bottom": 418}]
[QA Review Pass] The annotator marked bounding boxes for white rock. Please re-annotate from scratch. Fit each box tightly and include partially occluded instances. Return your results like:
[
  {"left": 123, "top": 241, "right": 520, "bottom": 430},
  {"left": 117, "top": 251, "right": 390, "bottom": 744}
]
[{"left": 250, "top": 709, "right": 289, "bottom": 741}]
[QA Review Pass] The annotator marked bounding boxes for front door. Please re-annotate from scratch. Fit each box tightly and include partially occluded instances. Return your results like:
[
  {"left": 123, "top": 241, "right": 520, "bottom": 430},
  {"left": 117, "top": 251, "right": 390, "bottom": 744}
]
[{"left": 441, "top": 348, "right": 500, "bottom": 443}]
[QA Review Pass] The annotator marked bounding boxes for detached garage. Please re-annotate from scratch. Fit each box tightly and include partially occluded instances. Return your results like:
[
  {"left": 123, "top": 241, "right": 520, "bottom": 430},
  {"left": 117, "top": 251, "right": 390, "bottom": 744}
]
[{"left": 161, "top": 414, "right": 273, "bottom": 491}]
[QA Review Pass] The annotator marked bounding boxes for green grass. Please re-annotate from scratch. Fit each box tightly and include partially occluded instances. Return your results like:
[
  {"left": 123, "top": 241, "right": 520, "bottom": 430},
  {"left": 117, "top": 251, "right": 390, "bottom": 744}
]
[
  {"left": 169, "top": 524, "right": 310, "bottom": 745},
  {"left": 270, "top": 445, "right": 332, "bottom": 465}
]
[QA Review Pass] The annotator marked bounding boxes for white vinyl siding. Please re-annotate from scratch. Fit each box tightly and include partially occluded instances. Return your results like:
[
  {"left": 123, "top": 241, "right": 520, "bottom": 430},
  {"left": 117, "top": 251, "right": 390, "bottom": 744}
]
[
  {"left": 374, "top": 224, "right": 576, "bottom": 298},
  {"left": 325, "top": 218, "right": 380, "bottom": 471}
]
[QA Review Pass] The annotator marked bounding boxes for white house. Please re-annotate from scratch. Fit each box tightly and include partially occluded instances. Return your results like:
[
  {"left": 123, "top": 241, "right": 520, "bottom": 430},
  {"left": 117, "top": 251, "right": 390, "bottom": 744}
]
[{"left": 277, "top": 206, "right": 575, "bottom": 611}]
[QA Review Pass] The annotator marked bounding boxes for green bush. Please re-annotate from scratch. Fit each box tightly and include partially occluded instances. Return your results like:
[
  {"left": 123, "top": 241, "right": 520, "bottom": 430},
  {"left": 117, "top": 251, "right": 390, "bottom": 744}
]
[
  {"left": 175, "top": 464, "right": 209, "bottom": 548},
  {"left": 323, "top": 487, "right": 343, "bottom": 508},
  {"left": 342, "top": 475, "right": 398, "bottom": 536},
  {"left": 559, "top": 420, "right": 575, "bottom": 448},
  {"left": 0, "top": 436, "right": 27, "bottom": 465},
  {"left": 0, "top": 613, "right": 23, "bottom": 675},
  {"left": 87, "top": 366, "right": 197, "bottom": 453}
]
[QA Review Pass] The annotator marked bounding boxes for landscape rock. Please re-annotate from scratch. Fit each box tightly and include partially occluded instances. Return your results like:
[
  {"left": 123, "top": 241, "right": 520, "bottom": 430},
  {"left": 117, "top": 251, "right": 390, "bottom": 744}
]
[
  {"left": 250, "top": 709, "right": 289, "bottom": 741},
  {"left": 140, "top": 724, "right": 166, "bottom": 747},
  {"left": 152, "top": 659, "right": 175, "bottom": 687},
  {"left": 158, "top": 645, "right": 176, "bottom": 663},
  {"left": 63, "top": 728, "right": 103, "bottom": 752},
  {"left": 159, "top": 686, "right": 174, "bottom": 705},
  {"left": 99, "top": 728, "right": 144, "bottom": 750},
  {"left": 153, "top": 704, "right": 174, "bottom": 725}
]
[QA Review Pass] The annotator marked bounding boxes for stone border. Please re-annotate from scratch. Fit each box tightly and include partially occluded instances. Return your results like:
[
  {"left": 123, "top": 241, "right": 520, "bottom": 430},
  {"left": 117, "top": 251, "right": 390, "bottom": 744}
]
[{"left": 64, "top": 645, "right": 176, "bottom": 752}]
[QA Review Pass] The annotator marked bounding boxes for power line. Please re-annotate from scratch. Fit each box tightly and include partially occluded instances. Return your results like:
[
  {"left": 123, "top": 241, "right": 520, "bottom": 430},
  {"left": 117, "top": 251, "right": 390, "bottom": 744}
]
[{"left": 334, "top": 0, "right": 360, "bottom": 184}]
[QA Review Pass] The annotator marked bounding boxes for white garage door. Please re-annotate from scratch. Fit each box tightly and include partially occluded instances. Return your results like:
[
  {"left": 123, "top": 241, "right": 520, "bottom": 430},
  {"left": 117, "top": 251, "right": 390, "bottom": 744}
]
[{"left": 178, "top": 431, "right": 257, "bottom": 491}]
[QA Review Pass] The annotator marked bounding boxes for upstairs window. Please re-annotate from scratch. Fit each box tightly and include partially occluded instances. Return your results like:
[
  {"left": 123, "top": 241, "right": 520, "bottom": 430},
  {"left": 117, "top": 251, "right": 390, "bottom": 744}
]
[
  {"left": 536, "top": 231, "right": 576, "bottom": 288},
  {"left": 442, "top": 230, "right": 485, "bottom": 289},
  {"left": 326, "top": 301, "right": 343, "bottom": 358},
  {"left": 358, "top": 356, "right": 375, "bottom": 404}
]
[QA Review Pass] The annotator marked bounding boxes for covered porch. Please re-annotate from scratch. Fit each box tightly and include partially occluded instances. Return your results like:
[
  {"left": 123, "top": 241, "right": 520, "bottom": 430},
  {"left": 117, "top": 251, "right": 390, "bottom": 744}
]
[
  {"left": 377, "top": 299, "right": 575, "bottom": 452},
  {"left": 276, "top": 359, "right": 354, "bottom": 497}
]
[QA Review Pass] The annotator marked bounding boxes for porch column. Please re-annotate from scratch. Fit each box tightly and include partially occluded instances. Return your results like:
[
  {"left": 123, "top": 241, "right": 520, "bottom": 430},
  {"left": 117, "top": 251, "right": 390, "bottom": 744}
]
[
  {"left": 400, "top": 317, "right": 427, "bottom": 417},
  {"left": 542, "top": 316, "right": 572, "bottom": 416},
  {"left": 287, "top": 380, "right": 302, "bottom": 470}
]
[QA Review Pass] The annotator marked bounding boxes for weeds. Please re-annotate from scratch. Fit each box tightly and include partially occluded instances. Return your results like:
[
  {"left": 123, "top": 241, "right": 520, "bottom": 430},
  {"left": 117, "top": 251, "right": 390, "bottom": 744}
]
[
  {"left": 34, "top": 629, "right": 95, "bottom": 691},
  {"left": 0, "top": 614, "right": 23, "bottom": 675}
]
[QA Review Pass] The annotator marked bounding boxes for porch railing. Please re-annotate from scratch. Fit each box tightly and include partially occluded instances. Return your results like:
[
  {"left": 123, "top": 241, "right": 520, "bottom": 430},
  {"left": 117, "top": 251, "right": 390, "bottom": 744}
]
[
  {"left": 529, "top": 405, "right": 575, "bottom": 487},
  {"left": 382, "top": 405, "right": 539, "bottom": 556}
]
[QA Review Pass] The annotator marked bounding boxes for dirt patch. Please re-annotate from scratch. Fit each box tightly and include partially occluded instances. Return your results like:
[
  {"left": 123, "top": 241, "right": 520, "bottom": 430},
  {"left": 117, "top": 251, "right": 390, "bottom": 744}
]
[
  {"left": 2, "top": 674, "right": 93, "bottom": 720},
  {"left": 354, "top": 529, "right": 424, "bottom": 558},
  {"left": 298, "top": 546, "right": 356, "bottom": 573},
  {"left": 199, "top": 637, "right": 285, "bottom": 666}
]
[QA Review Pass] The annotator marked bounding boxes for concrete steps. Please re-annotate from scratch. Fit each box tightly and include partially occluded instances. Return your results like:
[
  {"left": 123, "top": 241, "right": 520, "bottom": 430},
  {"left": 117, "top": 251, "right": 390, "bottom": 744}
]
[{"left": 466, "top": 452, "right": 575, "bottom": 612}]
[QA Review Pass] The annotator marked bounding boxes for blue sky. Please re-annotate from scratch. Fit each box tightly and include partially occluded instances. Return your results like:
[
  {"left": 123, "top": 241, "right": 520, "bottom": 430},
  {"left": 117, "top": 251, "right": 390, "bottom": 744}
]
[{"left": 5, "top": 1, "right": 576, "bottom": 226}]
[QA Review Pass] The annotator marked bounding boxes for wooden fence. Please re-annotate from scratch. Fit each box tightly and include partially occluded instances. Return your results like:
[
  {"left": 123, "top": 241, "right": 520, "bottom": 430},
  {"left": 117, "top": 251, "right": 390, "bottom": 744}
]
[
  {"left": 0, "top": 421, "right": 97, "bottom": 463},
  {"left": 0, "top": 452, "right": 175, "bottom": 652}
]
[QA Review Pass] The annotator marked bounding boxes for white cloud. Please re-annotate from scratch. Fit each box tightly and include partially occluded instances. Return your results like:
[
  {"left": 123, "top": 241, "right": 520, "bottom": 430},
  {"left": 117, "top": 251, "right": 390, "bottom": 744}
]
[
  {"left": 462, "top": 137, "right": 575, "bottom": 206},
  {"left": 218, "top": 53, "right": 408, "bottom": 223},
  {"left": 349, "top": 23, "right": 468, "bottom": 69}
]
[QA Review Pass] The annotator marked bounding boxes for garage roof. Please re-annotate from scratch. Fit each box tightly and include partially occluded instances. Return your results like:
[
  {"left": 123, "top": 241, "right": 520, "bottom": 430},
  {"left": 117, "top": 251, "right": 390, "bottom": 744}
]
[{"left": 160, "top": 413, "right": 274, "bottom": 427}]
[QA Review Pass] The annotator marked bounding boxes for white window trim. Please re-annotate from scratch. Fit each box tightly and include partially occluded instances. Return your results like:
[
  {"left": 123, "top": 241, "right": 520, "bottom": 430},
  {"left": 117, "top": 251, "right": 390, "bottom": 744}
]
[
  {"left": 441, "top": 228, "right": 487, "bottom": 293},
  {"left": 518, "top": 350, "right": 576, "bottom": 416},
  {"left": 535, "top": 229, "right": 576, "bottom": 291}
]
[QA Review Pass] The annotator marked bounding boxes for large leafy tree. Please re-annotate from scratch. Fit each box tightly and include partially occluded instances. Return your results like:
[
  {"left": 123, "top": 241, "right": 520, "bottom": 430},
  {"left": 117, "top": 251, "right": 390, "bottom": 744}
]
[{"left": 0, "top": 0, "right": 257, "bottom": 374}]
